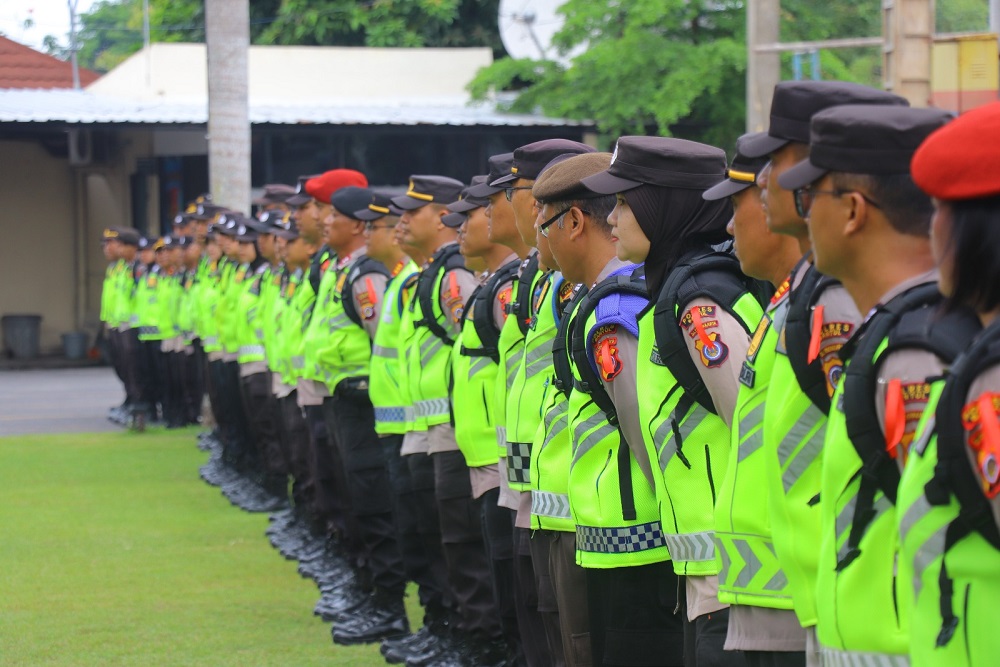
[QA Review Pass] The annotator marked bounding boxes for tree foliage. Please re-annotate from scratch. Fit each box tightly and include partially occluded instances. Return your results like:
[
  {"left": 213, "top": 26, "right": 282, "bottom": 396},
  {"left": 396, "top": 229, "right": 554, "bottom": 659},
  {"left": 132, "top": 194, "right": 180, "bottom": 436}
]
[{"left": 60, "top": 0, "right": 502, "bottom": 72}]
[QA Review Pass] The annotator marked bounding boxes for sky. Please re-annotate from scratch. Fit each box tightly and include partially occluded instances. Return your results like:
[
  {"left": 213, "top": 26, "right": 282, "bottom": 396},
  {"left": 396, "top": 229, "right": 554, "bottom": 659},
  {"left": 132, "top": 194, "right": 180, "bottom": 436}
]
[{"left": 0, "top": 0, "right": 97, "bottom": 51}]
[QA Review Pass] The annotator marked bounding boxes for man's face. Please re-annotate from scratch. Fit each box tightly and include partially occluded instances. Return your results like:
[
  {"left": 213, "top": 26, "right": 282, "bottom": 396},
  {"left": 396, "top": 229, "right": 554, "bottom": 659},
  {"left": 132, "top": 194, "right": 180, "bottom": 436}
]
[
  {"left": 399, "top": 204, "right": 442, "bottom": 253},
  {"left": 140, "top": 248, "right": 155, "bottom": 265},
  {"left": 486, "top": 190, "right": 518, "bottom": 247},
  {"left": 803, "top": 174, "right": 850, "bottom": 279},
  {"left": 365, "top": 216, "right": 399, "bottom": 263},
  {"left": 237, "top": 241, "right": 257, "bottom": 264},
  {"left": 534, "top": 200, "right": 558, "bottom": 270},
  {"left": 930, "top": 198, "right": 955, "bottom": 298},
  {"left": 294, "top": 200, "right": 323, "bottom": 243},
  {"left": 509, "top": 180, "right": 538, "bottom": 247},
  {"left": 607, "top": 194, "right": 650, "bottom": 263},
  {"left": 325, "top": 208, "right": 361, "bottom": 253},
  {"left": 184, "top": 241, "right": 202, "bottom": 266},
  {"left": 257, "top": 233, "right": 276, "bottom": 263},
  {"left": 728, "top": 186, "right": 793, "bottom": 281},
  {"left": 102, "top": 240, "right": 117, "bottom": 261},
  {"left": 758, "top": 143, "right": 809, "bottom": 238},
  {"left": 459, "top": 208, "right": 491, "bottom": 259}
]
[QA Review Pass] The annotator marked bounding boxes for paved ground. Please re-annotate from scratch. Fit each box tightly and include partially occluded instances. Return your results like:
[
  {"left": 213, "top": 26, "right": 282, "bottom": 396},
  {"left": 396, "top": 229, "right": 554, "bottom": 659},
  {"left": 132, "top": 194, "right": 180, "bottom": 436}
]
[{"left": 0, "top": 367, "right": 124, "bottom": 436}]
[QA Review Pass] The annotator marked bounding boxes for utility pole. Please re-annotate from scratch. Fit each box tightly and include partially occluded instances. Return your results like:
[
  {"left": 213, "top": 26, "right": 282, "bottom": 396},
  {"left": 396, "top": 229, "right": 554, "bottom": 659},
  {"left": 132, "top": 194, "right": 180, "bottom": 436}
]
[
  {"left": 883, "top": 0, "right": 934, "bottom": 107},
  {"left": 67, "top": 0, "right": 80, "bottom": 89},
  {"left": 991, "top": 0, "right": 1000, "bottom": 38},
  {"left": 204, "top": 0, "right": 251, "bottom": 213},
  {"left": 746, "top": 0, "right": 781, "bottom": 132}
]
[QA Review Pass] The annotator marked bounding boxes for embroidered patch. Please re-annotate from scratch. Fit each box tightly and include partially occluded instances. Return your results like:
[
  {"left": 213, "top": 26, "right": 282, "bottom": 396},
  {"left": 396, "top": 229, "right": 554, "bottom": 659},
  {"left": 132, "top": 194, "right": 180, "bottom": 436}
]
[
  {"left": 591, "top": 323, "right": 618, "bottom": 344},
  {"left": 497, "top": 286, "right": 513, "bottom": 314},
  {"left": 594, "top": 336, "right": 623, "bottom": 381},
  {"left": 680, "top": 305, "right": 717, "bottom": 330},
  {"left": 745, "top": 315, "right": 771, "bottom": 364},
  {"left": 694, "top": 332, "right": 729, "bottom": 368},
  {"left": 822, "top": 354, "right": 845, "bottom": 397},
  {"left": 557, "top": 280, "right": 576, "bottom": 307},
  {"left": 357, "top": 291, "right": 377, "bottom": 321},
  {"left": 533, "top": 279, "right": 551, "bottom": 314},
  {"left": 962, "top": 393, "right": 1000, "bottom": 498}
]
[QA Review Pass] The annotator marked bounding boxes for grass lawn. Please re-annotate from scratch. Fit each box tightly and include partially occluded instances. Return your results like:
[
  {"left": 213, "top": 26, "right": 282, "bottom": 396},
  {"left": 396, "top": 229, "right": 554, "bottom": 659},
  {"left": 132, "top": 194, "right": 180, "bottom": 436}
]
[{"left": 0, "top": 427, "right": 420, "bottom": 666}]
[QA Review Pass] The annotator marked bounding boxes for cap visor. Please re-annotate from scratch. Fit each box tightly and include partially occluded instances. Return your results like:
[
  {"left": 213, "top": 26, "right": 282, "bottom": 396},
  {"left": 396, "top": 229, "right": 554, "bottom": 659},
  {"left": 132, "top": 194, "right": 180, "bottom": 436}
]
[
  {"left": 738, "top": 132, "right": 789, "bottom": 159},
  {"left": 702, "top": 179, "right": 752, "bottom": 201},
  {"left": 777, "top": 160, "right": 828, "bottom": 191},
  {"left": 580, "top": 170, "right": 643, "bottom": 195},
  {"left": 442, "top": 212, "right": 466, "bottom": 228},
  {"left": 273, "top": 229, "right": 299, "bottom": 241},
  {"left": 354, "top": 208, "right": 383, "bottom": 221},
  {"left": 467, "top": 182, "right": 504, "bottom": 198},
  {"left": 285, "top": 193, "right": 312, "bottom": 207},
  {"left": 448, "top": 199, "right": 483, "bottom": 214},
  {"left": 390, "top": 195, "right": 430, "bottom": 211},
  {"left": 488, "top": 173, "right": 518, "bottom": 188}
]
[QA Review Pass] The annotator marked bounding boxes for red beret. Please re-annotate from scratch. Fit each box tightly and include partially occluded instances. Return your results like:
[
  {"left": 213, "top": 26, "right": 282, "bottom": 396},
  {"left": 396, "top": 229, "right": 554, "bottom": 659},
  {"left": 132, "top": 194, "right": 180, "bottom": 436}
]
[
  {"left": 911, "top": 101, "right": 1000, "bottom": 201},
  {"left": 304, "top": 169, "right": 369, "bottom": 204}
]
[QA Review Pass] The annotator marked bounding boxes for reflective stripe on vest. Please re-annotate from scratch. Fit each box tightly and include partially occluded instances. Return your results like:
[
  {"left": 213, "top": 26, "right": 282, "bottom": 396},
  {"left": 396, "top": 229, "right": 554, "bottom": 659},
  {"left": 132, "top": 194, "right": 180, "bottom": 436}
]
[
  {"left": 532, "top": 490, "right": 571, "bottom": 519},
  {"left": 375, "top": 406, "right": 414, "bottom": 425},
  {"left": 777, "top": 416, "right": 826, "bottom": 492},
  {"left": 372, "top": 344, "right": 396, "bottom": 359},
  {"left": 818, "top": 647, "right": 909, "bottom": 667},
  {"left": 662, "top": 531, "right": 715, "bottom": 562},
  {"left": 415, "top": 398, "right": 450, "bottom": 419},
  {"left": 577, "top": 522, "right": 667, "bottom": 554},
  {"left": 716, "top": 534, "right": 788, "bottom": 594}
]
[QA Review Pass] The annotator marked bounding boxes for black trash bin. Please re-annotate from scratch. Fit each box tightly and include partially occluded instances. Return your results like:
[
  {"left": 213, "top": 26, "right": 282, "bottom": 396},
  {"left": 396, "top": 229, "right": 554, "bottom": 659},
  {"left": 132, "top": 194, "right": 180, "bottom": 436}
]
[{"left": 1, "top": 314, "right": 42, "bottom": 359}]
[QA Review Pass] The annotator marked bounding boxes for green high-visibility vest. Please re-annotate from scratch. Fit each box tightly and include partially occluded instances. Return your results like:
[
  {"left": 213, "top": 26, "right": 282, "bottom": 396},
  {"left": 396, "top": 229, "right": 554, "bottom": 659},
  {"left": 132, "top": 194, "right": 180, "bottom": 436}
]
[
  {"left": 314, "top": 256, "right": 380, "bottom": 393},
  {"left": 100, "top": 261, "right": 120, "bottom": 325},
  {"left": 198, "top": 261, "right": 223, "bottom": 353},
  {"left": 639, "top": 293, "right": 763, "bottom": 577},
  {"left": 236, "top": 264, "right": 268, "bottom": 365},
  {"left": 406, "top": 248, "right": 469, "bottom": 427},
  {"left": 504, "top": 264, "right": 548, "bottom": 490},
  {"left": 394, "top": 270, "right": 425, "bottom": 433},
  {"left": 815, "top": 358, "right": 907, "bottom": 660},
  {"left": 715, "top": 286, "right": 797, "bottom": 608},
  {"left": 764, "top": 329, "right": 827, "bottom": 627},
  {"left": 135, "top": 265, "right": 166, "bottom": 341},
  {"left": 453, "top": 291, "right": 504, "bottom": 468},
  {"left": 372, "top": 262, "right": 419, "bottom": 435},
  {"left": 529, "top": 272, "right": 575, "bottom": 532},
  {"left": 281, "top": 268, "right": 316, "bottom": 385},
  {"left": 567, "top": 266, "right": 669, "bottom": 569}
]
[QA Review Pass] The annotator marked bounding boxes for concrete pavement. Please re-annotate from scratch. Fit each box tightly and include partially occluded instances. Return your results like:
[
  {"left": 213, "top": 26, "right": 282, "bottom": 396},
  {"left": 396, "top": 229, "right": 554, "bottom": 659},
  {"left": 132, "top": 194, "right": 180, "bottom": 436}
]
[{"left": 0, "top": 367, "right": 124, "bottom": 436}]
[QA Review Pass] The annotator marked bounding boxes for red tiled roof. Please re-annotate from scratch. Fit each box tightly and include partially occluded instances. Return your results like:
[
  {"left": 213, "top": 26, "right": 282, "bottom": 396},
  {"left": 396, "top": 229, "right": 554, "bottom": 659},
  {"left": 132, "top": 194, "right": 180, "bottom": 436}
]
[{"left": 0, "top": 35, "right": 100, "bottom": 89}]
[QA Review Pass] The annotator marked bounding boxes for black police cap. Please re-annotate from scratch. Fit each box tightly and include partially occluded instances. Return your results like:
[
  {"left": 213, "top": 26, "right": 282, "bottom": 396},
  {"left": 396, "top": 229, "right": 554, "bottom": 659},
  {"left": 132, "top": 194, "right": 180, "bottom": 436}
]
[
  {"left": 703, "top": 132, "right": 772, "bottom": 201},
  {"left": 582, "top": 136, "right": 727, "bottom": 195},
  {"left": 354, "top": 192, "right": 402, "bottom": 222},
  {"left": 741, "top": 81, "right": 909, "bottom": 158},
  {"left": 490, "top": 139, "right": 595, "bottom": 187},
  {"left": 468, "top": 154, "right": 514, "bottom": 197},
  {"left": 448, "top": 176, "right": 491, "bottom": 213},
  {"left": 391, "top": 175, "right": 465, "bottom": 211},
  {"left": 779, "top": 105, "right": 954, "bottom": 191},
  {"left": 331, "top": 186, "right": 374, "bottom": 219}
]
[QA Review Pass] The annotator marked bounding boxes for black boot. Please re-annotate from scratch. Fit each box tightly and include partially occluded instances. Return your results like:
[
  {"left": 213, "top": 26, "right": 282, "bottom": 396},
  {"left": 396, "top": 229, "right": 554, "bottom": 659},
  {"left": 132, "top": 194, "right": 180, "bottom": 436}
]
[{"left": 331, "top": 588, "right": 408, "bottom": 646}]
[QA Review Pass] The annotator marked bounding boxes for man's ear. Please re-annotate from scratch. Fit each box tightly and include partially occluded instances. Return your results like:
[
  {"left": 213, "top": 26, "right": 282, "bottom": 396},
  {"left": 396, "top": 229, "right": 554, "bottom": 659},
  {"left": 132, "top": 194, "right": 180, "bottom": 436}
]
[
  {"left": 567, "top": 206, "right": 587, "bottom": 241},
  {"left": 843, "top": 192, "right": 869, "bottom": 237}
]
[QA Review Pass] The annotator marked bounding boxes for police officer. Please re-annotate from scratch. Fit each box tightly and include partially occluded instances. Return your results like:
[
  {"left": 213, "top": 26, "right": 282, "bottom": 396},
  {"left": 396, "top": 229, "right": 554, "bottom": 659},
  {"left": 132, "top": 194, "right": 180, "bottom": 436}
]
[
  {"left": 900, "top": 100, "right": 1000, "bottom": 667},
  {"left": 776, "top": 103, "right": 967, "bottom": 666},
  {"left": 741, "top": 81, "right": 907, "bottom": 665},
  {"left": 582, "top": 137, "right": 765, "bottom": 667},
  {"left": 529, "top": 151, "right": 618, "bottom": 667}
]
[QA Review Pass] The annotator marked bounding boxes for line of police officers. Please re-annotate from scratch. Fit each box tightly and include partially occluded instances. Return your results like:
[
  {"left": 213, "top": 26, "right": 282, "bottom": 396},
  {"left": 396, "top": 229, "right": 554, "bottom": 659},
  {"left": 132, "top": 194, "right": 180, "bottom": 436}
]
[{"left": 99, "top": 84, "right": 1000, "bottom": 667}]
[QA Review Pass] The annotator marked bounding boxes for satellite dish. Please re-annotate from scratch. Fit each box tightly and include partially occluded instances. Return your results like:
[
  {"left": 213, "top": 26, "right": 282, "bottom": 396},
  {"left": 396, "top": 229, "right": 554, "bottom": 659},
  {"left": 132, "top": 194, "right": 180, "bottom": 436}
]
[{"left": 497, "top": 0, "right": 585, "bottom": 66}]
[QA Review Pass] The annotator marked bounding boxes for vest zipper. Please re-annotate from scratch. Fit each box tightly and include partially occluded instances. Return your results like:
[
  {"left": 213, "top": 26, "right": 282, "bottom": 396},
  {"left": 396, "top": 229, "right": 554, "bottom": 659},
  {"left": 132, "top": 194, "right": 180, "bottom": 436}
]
[
  {"left": 594, "top": 449, "right": 613, "bottom": 499},
  {"left": 704, "top": 444, "right": 716, "bottom": 505}
]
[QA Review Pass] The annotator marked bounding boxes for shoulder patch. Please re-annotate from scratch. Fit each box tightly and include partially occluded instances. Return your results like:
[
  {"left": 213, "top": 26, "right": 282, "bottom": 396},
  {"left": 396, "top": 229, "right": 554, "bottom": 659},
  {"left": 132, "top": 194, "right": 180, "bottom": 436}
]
[
  {"left": 962, "top": 392, "right": 1000, "bottom": 498},
  {"left": 694, "top": 332, "right": 729, "bottom": 368},
  {"left": 591, "top": 323, "right": 618, "bottom": 345},
  {"left": 680, "top": 305, "right": 718, "bottom": 331},
  {"left": 497, "top": 286, "right": 513, "bottom": 312},
  {"left": 594, "top": 335, "right": 623, "bottom": 382},
  {"left": 557, "top": 280, "right": 576, "bottom": 307}
]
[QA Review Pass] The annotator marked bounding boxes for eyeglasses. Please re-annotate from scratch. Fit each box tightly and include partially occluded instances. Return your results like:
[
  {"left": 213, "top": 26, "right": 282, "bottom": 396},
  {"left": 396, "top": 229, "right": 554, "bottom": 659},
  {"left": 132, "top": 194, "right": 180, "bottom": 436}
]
[
  {"left": 504, "top": 185, "right": 533, "bottom": 202},
  {"left": 793, "top": 186, "right": 882, "bottom": 218},
  {"left": 539, "top": 206, "right": 588, "bottom": 238}
]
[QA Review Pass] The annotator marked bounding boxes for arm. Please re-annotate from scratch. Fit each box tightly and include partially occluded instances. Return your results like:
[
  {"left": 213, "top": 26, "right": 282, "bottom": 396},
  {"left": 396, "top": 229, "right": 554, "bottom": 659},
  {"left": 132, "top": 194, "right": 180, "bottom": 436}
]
[
  {"left": 351, "top": 272, "right": 389, "bottom": 340},
  {"left": 439, "top": 268, "right": 479, "bottom": 337}
]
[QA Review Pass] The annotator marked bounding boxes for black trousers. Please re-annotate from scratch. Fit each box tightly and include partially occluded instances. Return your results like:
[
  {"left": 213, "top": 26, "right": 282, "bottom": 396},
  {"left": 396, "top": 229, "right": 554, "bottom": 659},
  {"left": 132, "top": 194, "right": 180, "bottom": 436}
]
[
  {"left": 405, "top": 450, "right": 454, "bottom": 619},
  {"left": 548, "top": 530, "right": 592, "bottom": 667},
  {"left": 587, "top": 562, "right": 685, "bottom": 667},
  {"left": 180, "top": 343, "right": 204, "bottom": 424},
  {"left": 164, "top": 350, "right": 186, "bottom": 426},
  {"left": 477, "top": 490, "right": 522, "bottom": 662},
  {"left": 679, "top": 586, "right": 743, "bottom": 667},
  {"left": 219, "top": 360, "right": 252, "bottom": 470},
  {"left": 515, "top": 524, "right": 556, "bottom": 666},
  {"left": 324, "top": 386, "right": 406, "bottom": 595},
  {"left": 306, "top": 400, "right": 357, "bottom": 549},
  {"left": 106, "top": 328, "right": 129, "bottom": 401},
  {"left": 432, "top": 450, "right": 500, "bottom": 638},
  {"left": 116, "top": 328, "right": 144, "bottom": 410},
  {"left": 527, "top": 526, "right": 565, "bottom": 666},
  {"left": 278, "top": 392, "right": 316, "bottom": 514},
  {"left": 240, "top": 371, "right": 285, "bottom": 486},
  {"left": 139, "top": 339, "right": 166, "bottom": 417}
]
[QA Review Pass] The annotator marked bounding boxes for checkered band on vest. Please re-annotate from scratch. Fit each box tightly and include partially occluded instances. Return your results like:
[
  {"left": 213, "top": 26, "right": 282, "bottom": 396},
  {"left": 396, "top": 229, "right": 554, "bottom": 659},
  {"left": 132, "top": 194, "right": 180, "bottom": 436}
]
[
  {"left": 506, "top": 441, "right": 532, "bottom": 484},
  {"left": 576, "top": 522, "right": 668, "bottom": 554}
]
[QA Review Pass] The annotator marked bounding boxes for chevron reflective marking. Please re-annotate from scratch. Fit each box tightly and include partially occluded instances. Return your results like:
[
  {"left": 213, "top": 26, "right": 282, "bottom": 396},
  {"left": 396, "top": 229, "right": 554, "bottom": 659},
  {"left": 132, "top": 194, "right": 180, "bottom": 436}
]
[
  {"left": 572, "top": 412, "right": 617, "bottom": 465},
  {"left": 716, "top": 534, "right": 733, "bottom": 584},
  {"left": 327, "top": 314, "right": 353, "bottom": 330},
  {"left": 819, "top": 646, "right": 910, "bottom": 667},
  {"left": 662, "top": 531, "right": 715, "bottom": 562},
  {"left": 532, "top": 491, "right": 571, "bottom": 519},
  {"left": 415, "top": 398, "right": 450, "bottom": 419},
  {"left": 239, "top": 345, "right": 265, "bottom": 357},
  {"left": 779, "top": 416, "right": 826, "bottom": 492},
  {"left": 543, "top": 406, "right": 569, "bottom": 446}
]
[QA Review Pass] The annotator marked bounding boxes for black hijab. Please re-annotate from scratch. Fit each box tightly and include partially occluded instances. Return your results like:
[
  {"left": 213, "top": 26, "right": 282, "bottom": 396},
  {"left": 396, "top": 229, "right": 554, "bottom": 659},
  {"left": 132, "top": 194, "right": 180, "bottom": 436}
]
[{"left": 624, "top": 183, "right": 733, "bottom": 297}]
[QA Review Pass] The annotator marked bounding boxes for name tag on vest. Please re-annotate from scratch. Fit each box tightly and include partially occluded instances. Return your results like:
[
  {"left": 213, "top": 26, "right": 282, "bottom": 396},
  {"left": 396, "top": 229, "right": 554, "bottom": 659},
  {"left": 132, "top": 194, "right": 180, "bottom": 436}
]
[{"left": 739, "top": 361, "right": 756, "bottom": 388}]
